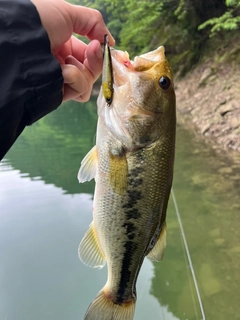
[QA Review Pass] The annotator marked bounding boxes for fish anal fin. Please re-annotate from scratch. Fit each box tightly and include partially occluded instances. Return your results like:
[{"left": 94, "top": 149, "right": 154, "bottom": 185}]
[
  {"left": 109, "top": 151, "right": 128, "bottom": 195},
  {"left": 78, "top": 221, "right": 106, "bottom": 269},
  {"left": 78, "top": 146, "right": 98, "bottom": 183},
  {"left": 84, "top": 287, "right": 136, "bottom": 320},
  {"left": 147, "top": 222, "right": 167, "bottom": 262}
]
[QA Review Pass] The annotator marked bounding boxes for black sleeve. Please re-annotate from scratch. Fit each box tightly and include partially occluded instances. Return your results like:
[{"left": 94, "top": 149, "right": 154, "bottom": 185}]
[{"left": 0, "top": 0, "right": 64, "bottom": 160}]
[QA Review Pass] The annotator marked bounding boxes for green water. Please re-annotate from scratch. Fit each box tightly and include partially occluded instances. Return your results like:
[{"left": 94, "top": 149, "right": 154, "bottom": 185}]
[{"left": 0, "top": 97, "right": 240, "bottom": 320}]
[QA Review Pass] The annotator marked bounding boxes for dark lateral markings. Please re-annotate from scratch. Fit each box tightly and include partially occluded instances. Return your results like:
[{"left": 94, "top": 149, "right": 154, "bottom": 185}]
[
  {"left": 116, "top": 153, "right": 148, "bottom": 304},
  {"left": 126, "top": 208, "right": 141, "bottom": 220},
  {"left": 116, "top": 240, "right": 137, "bottom": 304},
  {"left": 129, "top": 177, "right": 143, "bottom": 187},
  {"left": 127, "top": 189, "right": 142, "bottom": 201},
  {"left": 122, "top": 191, "right": 142, "bottom": 209},
  {"left": 116, "top": 162, "right": 145, "bottom": 303},
  {"left": 122, "top": 221, "right": 137, "bottom": 234},
  {"left": 122, "top": 174, "right": 143, "bottom": 216},
  {"left": 129, "top": 166, "right": 143, "bottom": 177}
]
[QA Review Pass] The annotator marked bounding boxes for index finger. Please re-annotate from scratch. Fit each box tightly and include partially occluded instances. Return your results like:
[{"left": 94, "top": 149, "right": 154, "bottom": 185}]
[{"left": 70, "top": 5, "right": 115, "bottom": 46}]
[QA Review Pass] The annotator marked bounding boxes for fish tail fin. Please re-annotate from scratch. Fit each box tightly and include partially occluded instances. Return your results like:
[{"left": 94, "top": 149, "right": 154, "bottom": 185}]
[{"left": 84, "top": 288, "right": 136, "bottom": 320}]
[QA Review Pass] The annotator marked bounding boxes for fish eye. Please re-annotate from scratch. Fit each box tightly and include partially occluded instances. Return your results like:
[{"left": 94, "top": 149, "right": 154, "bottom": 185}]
[{"left": 158, "top": 76, "right": 171, "bottom": 90}]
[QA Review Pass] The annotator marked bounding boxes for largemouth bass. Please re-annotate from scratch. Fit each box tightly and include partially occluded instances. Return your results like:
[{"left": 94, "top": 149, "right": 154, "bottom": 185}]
[{"left": 78, "top": 45, "right": 176, "bottom": 320}]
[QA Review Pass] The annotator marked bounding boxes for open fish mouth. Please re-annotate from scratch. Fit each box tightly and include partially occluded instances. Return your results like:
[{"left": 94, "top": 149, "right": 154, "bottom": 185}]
[
  {"left": 98, "top": 44, "right": 173, "bottom": 148},
  {"left": 110, "top": 46, "right": 165, "bottom": 74}
]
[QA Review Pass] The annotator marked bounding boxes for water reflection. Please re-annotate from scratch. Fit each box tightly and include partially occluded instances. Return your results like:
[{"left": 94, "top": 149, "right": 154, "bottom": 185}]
[
  {"left": 3, "top": 99, "right": 98, "bottom": 194},
  {"left": 0, "top": 164, "right": 181, "bottom": 320},
  {"left": 1, "top": 98, "right": 240, "bottom": 319},
  {"left": 0, "top": 165, "right": 102, "bottom": 320},
  {"left": 160, "top": 124, "right": 240, "bottom": 320}
]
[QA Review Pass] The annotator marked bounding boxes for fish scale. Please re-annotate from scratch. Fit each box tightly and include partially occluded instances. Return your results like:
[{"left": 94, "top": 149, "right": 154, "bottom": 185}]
[
  {"left": 78, "top": 45, "right": 176, "bottom": 320},
  {"left": 95, "top": 139, "right": 174, "bottom": 302}
]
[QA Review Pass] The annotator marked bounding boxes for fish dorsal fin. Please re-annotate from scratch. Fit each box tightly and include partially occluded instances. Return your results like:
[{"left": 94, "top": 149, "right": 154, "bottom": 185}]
[
  {"left": 78, "top": 146, "right": 98, "bottom": 183},
  {"left": 78, "top": 221, "right": 106, "bottom": 269},
  {"left": 147, "top": 222, "right": 166, "bottom": 262},
  {"left": 109, "top": 150, "right": 128, "bottom": 195}
]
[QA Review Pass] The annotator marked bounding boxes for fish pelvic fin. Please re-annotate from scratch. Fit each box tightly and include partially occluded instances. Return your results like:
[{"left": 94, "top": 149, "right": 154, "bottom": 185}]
[
  {"left": 147, "top": 222, "right": 167, "bottom": 262},
  {"left": 78, "top": 221, "right": 106, "bottom": 269},
  {"left": 84, "top": 288, "right": 136, "bottom": 320},
  {"left": 78, "top": 146, "right": 98, "bottom": 183}
]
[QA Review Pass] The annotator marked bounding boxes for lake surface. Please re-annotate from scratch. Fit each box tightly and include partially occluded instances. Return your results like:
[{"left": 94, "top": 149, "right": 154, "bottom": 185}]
[{"left": 0, "top": 97, "right": 240, "bottom": 320}]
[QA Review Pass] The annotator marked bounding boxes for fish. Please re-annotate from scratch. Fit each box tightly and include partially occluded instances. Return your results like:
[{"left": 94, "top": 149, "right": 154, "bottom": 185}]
[
  {"left": 77, "top": 44, "right": 176, "bottom": 320},
  {"left": 102, "top": 34, "right": 114, "bottom": 106}
]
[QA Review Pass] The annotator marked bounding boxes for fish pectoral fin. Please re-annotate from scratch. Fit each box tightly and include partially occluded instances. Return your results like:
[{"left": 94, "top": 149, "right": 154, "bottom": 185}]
[
  {"left": 78, "top": 221, "right": 106, "bottom": 269},
  {"left": 109, "top": 151, "right": 128, "bottom": 195},
  {"left": 147, "top": 222, "right": 166, "bottom": 262},
  {"left": 78, "top": 146, "right": 98, "bottom": 183}
]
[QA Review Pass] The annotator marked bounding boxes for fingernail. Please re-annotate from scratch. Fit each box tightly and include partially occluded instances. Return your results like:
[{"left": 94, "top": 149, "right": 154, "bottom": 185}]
[{"left": 107, "top": 32, "right": 115, "bottom": 47}]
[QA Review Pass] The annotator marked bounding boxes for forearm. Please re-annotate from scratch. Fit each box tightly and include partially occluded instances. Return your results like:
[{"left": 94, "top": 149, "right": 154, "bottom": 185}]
[{"left": 0, "top": 0, "right": 63, "bottom": 160}]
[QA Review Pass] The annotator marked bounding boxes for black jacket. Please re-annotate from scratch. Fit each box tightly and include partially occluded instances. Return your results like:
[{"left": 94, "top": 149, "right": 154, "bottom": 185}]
[{"left": 0, "top": 0, "right": 63, "bottom": 160}]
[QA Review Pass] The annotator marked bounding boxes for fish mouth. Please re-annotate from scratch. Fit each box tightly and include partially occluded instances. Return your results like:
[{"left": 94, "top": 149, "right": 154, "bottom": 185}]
[
  {"left": 97, "top": 46, "right": 166, "bottom": 147},
  {"left": 110, "top": 45, "right": 165, "bottom": 82},
  {"left": 109, "top": 46, "right": 167, "bottom": 115},
  {"left": 107, "top": 47, "right": 166, "bottom": 120}
]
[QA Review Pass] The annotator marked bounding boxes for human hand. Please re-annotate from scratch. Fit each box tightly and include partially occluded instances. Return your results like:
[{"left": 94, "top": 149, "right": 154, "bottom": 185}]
[{"left": 31, "top": 0, "right": 115, "bottom": 102}]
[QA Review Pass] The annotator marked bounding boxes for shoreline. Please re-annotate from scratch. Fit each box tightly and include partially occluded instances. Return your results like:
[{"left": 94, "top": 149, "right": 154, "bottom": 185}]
[{"left": 175, "top": 58, "right": 240, "bottom": 162}]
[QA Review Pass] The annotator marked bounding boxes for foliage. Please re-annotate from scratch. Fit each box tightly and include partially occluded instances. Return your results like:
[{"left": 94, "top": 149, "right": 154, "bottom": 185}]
[
  {"left": 70, "top": 0, "right": 240, "bottom": 74},
  {"left": 198, "top": 0, "right": 240, "bottom": 36},
  {"left": 116, "top": 2, "right": 164, "bottom": 54}
]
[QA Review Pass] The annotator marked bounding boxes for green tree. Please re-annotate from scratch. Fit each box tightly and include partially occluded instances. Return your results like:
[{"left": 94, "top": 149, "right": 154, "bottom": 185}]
[
  {"left": 69, "top": 0, "right": 239, "bottom": 73},
  {"left": 198, "top": 0, "right": 240, "bottom": 36}
]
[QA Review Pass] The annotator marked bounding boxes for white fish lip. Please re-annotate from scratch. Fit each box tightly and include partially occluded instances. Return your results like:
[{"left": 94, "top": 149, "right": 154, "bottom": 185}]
[
  {"left": 111, "top": 45, "right": 165, "bottom": 70},
  {"left": 110, "top": 46, "right": 166, "bottom": 88}
]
